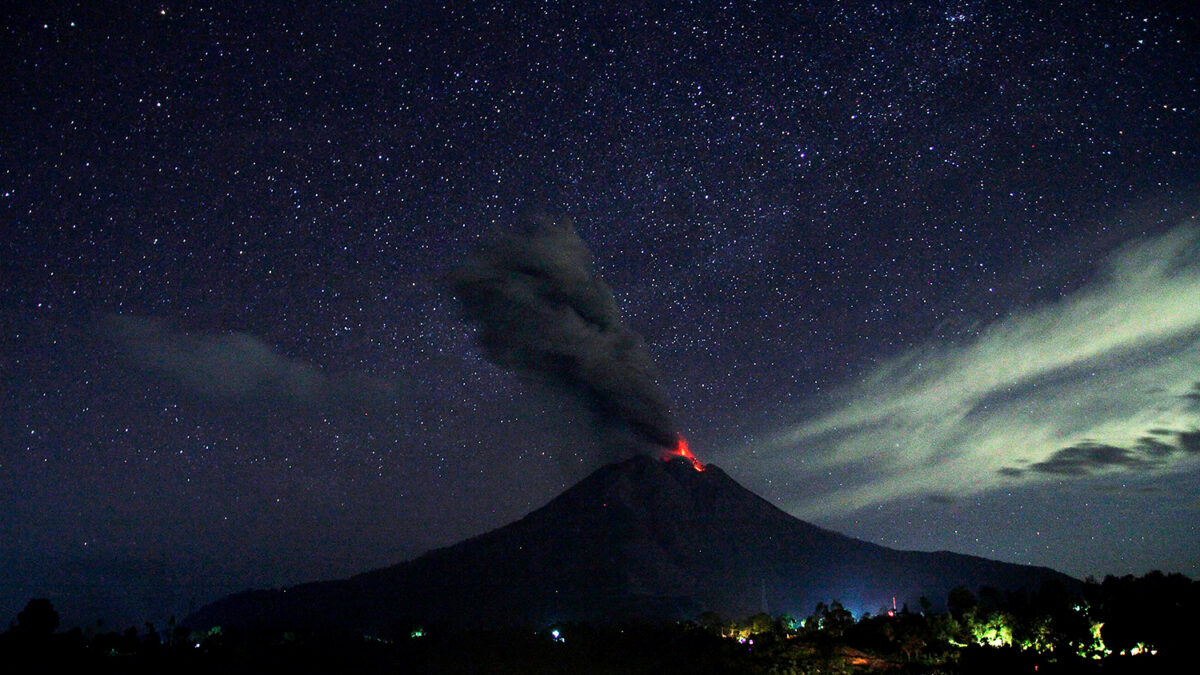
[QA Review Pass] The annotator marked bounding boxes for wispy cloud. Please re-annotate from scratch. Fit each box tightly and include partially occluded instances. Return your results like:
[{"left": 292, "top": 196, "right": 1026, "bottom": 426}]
[
  {"left": 757, "top": 224, "right": 1200, "bottom": 517},
  {"left": 103, "top": 314, "right": 395, "bottom": 408}
]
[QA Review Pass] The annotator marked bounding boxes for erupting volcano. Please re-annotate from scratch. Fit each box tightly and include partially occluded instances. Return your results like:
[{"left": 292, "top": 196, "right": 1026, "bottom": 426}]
[
  {"left": 186, "top": 454, "right": 1075, "bottom": 634},
  {"left": 175, "top": 217, "right": 1074, "bottom": 635},
  {"left": 664, "top": 434, "right": 705, "bottom": 471}
]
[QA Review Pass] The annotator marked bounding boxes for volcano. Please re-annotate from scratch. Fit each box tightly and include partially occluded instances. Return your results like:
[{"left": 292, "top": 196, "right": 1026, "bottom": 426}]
[{"left": 186, "top": 455, "right": 1074, "bottom": 634}]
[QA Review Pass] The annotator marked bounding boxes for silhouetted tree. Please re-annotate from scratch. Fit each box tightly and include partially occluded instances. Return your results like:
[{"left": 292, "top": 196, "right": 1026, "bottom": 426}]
[
  {"left": 15, "top": 598, "right": 59, "bottom": 638},
  {"left": 918, "top": 596, "right": 932, "bottom": 615},
  {"left": 805, "top": 600, "right": 855, "bottom": 638},
  {"left": 698, "top": 610, "right": 723, "bottom": 634},
  {"left": 947, "top": 586, "right": 976, "bottom": 621}
]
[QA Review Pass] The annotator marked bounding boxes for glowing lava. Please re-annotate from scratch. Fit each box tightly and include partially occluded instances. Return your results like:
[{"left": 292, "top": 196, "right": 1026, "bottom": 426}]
[{"left": 665, "top": 434, "right": 705, "bottom": 472}]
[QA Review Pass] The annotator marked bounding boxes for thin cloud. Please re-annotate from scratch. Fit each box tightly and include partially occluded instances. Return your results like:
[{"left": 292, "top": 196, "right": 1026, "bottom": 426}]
[
  {"left": 757, "top": 224, "right": 1200, "bottom": 517},
  {"left": 103, "top": 314, "right": 395, "bottom": 408}
]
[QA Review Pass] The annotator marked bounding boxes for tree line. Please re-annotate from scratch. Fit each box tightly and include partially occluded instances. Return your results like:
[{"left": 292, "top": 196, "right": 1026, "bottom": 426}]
[{"left": 2, "top": 571, "right": 1196, "bottom": 673}]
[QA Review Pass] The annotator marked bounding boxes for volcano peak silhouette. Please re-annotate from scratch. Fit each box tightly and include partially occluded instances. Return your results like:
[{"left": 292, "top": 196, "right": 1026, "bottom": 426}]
[{"left": 187, "top": 455, "right": 1073, "bottom": 633}]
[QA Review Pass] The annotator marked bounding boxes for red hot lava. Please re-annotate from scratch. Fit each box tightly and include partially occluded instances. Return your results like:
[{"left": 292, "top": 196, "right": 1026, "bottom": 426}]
[{"left": 664, "top": 434, "right": 705, "bottom": 472}]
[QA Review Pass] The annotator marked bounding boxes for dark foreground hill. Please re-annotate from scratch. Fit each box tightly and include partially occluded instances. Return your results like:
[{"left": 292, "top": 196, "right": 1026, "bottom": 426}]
[{"left": 187, "top": 455, "right": 1075, "bottom": 634}]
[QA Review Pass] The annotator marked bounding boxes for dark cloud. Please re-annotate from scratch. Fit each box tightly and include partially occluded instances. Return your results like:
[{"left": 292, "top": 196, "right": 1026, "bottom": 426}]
[
  {"left": 1027, "top": 442, "right": 1152, "bottom": 476},
  {"left": 1184, "top": 383, "right": 1200, "bottom": 405},
  {"left": 1180, "top": 429, "right": 1200, "bottom": 454},
  {"left": 1135, "top": 435, "right": 1177, "bottom": 457},
  {"left": 103, "top": 314, "right": 395, "bottom": 408},
  {"left": 1097, "top": 483, "right": 1166, "bottom": 495},
  {"left": 925, "top": 493, "right": 955, "bottom": 504},
  {"left": 1132, "top": 484, "right": 1166, "bottom": 494},
  {"left": 1002, "top": 423, "right": 1200, "bottom": 479},
  {"left": 449, "top": 215, "right": 676, "bottom": 458}
]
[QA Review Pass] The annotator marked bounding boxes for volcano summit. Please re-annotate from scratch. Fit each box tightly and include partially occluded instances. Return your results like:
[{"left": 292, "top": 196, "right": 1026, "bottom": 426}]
[{"left": 187, "top": 455, "right": 1074, "bottom": 634}]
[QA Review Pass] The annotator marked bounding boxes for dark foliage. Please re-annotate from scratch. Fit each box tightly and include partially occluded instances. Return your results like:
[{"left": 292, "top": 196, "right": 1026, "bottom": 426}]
[{"left": 6, "top": 572, "right": 1194, "bottom": 673}]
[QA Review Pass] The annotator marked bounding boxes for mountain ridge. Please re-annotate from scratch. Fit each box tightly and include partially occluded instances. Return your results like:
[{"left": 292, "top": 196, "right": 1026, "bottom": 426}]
[{"left": 186, "top": 455, "right": 1076, "bottom": 633}]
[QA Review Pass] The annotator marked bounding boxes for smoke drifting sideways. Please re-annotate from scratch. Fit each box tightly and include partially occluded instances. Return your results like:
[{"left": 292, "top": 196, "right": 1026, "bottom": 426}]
[{"left": 449, "top": 216, "right": 677, "bottom": 461}]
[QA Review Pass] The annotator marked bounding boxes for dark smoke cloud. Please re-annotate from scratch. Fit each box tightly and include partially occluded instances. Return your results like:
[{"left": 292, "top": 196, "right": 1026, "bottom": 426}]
[{"left": 449, "top": 216, "right": 676, "bottom": 457}]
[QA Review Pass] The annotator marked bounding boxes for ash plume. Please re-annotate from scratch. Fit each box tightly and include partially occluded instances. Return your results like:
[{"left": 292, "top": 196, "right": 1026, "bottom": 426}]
[{"left": 449, "top": 216, "right": 676, "bottom": 457}]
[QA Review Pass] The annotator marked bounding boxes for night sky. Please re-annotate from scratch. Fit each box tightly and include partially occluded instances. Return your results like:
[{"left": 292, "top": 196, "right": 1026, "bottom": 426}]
[{"left": 3, "top": 2, "right": 1198, "bottom": 628}]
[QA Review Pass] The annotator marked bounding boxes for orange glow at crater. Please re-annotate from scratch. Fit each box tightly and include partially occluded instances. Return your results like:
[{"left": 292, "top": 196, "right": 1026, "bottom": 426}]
[{"left": 665, "top": 434, "right": 705, "bottom": 472}]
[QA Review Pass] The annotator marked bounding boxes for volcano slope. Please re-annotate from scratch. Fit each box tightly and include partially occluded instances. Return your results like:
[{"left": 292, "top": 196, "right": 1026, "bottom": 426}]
[{"left": 187, "top": 455, "right": 1075, "bottom": 634}]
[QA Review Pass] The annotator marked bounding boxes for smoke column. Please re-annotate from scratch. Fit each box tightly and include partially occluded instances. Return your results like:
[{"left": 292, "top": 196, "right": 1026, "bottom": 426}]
[{"left": 450, "top": 216, "right": 676, "bottom": 457}]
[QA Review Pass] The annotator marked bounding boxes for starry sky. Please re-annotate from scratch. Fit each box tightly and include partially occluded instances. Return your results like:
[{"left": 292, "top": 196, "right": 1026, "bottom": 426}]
[{"left": 2, "top": 2, "right": 1198, "bottom": 629}]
